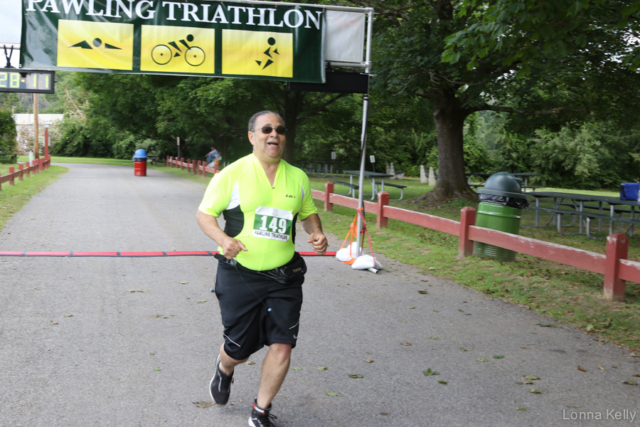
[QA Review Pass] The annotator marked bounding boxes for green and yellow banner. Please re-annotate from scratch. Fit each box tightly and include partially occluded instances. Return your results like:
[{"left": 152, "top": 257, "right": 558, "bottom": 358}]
[{"left": 21, "top": 0, "right": 325, "bottom": 83}]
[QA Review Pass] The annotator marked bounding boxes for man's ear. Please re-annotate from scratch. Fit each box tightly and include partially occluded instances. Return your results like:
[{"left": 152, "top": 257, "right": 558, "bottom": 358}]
[{"left": 248, "top": 131, "right": 255, "bottom": 145}]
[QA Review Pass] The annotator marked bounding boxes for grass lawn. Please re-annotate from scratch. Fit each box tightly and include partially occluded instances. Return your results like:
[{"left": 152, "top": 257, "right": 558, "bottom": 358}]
[
  {"left": 0, "top": 166, "right": 68, "bottom": 230},
  {"left": 3, "top": 159, "right": 639, "bottom": 351}
]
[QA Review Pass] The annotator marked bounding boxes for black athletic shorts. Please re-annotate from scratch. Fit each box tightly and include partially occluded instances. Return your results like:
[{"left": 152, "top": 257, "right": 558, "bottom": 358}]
[{"left": 214, "top": 260, "right": 304, "bottom": 361}]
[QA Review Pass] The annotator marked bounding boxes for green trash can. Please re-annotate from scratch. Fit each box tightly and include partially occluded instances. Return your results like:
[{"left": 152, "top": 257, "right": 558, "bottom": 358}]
[{"left": 473, "top": 172, "right": 529, "bottom": 261}]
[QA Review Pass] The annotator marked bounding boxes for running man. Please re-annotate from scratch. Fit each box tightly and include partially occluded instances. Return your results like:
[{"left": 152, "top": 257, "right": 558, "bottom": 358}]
[{"left": 196, "top": 111, "right": 328, "bottom": 427}]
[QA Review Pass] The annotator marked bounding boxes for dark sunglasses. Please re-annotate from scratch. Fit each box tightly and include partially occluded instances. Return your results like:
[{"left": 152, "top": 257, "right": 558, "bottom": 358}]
[{"left": 257, "top": 125, "right": 287, "bottom": 135}]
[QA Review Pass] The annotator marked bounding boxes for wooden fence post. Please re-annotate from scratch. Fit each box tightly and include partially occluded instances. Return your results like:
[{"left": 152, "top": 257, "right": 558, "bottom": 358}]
[
  {"left": 25, "top": 161, "right": 30, "bottom": 178},
  {"left": 458, "top": 207, "right": 477, "bottom": 257},
  {"left": 194, "top": 160, "right": 199, "bottom": 175},
  {"left": 376, "top": 191, "right": 389, "bottom": 228},
  {"left": 604, "top": 233, "right": 629, "bottom": 301},
  {"left": 324, "top": 182, "right": 334, "bottom": 212},
  {"left": 180, "top": 157, "right": 184, "bottom": 170},
  {"left": 18, "top": 164, "right": 23, "bottom": 181},
  {"left": 9, "top": 167, "right": 15, "bottom": 186}
]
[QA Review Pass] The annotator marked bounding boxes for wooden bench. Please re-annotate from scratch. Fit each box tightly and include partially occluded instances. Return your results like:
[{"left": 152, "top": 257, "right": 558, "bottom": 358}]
[
  {"left": 376, "top": 181, "right": 407, "bottom": 201},
  {"left": 573, "top": 211, "right": 639, "bottom": 238},
  {"left": 330, "top": 181, "right": 359, "bottom": 197},
  {"left": 527, "top": 206, "right": 639, "bottom": 238}
]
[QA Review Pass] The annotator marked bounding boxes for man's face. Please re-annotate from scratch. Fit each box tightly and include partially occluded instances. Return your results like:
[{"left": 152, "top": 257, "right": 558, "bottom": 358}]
[{"left": 248, "top": 113, "right": 286, "bottom": 163}]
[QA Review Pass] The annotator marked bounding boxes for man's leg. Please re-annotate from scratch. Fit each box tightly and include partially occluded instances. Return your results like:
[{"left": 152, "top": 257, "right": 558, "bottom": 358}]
[
  {"left": 219, "top": 343, "right": 248, "bottom": 375},
  {"left": 255, "top": 343, "right": 292, "bottom": 409}
]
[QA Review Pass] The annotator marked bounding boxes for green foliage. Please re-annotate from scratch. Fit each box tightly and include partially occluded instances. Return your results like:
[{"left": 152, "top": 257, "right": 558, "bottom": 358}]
[
  {"left": 0, "top": 108, "right": 17, "bottom": 163},
  {"left": 446, "top": 0, "right": 640, "bottom": 72},
  {"left": 479, "top": 118, "right": 640, "bottom": 189},
  {"left": 51, "top": 117, "right": 115, "bottom": 158}
]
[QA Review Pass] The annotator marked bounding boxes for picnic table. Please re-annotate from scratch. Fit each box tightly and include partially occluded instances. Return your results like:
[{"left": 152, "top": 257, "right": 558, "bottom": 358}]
[
  {"left": 147, "top": 155, "right": 161, "bottom": 165},
  {"left": 527, "top": 191, "right": 640, "bottom": 237},
  {"left": 303, "top": 161, "right": 342, "bottom": 177},
  {"left": 466, "top": 172, "right": 541, "bottom": 191},
  {"left": 342, "top": 170, "right": 395, "bottom": 200}
]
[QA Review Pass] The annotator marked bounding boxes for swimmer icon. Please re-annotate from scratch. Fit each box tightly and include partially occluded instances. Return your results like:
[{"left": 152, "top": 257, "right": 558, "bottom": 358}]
[{"left": 151, "top": 34, "right": 205, "bottom": 67}]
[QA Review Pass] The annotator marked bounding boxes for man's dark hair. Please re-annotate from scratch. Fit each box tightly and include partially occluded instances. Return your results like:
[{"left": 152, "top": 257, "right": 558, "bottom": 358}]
[{"left": 248, "top": 111, "right": 285, "bottom": 132}]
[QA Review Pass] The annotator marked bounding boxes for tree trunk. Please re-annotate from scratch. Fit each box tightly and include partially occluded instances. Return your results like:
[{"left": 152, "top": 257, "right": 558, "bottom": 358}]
[
  {"left": 412, "top": 92, "right": 477, "bottom": 206},
  {"left": 282, "top": 91, "right": 305, "bottom": 164}
]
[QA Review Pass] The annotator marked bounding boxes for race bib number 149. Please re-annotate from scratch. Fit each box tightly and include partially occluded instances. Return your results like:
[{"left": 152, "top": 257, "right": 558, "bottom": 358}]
[{"left": 253, "top": 207, "right": 293, "bottom": 242}]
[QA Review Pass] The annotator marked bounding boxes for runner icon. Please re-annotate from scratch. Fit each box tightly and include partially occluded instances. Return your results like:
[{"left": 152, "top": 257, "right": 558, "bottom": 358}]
[
  {"left": 256, "top": 37, "right": 279, "bottom": 70},
  {"left": 152, "top": 34, "right": 205, "bottom": 67}
]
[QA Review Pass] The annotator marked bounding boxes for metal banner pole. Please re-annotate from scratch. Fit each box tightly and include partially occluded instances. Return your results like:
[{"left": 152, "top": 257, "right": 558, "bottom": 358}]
[
  {"left": 355, "top": 10, "right": 374, "bottom": 258},
  {"left": 355, "top": 94, "right": 370, "bottom": 256}
]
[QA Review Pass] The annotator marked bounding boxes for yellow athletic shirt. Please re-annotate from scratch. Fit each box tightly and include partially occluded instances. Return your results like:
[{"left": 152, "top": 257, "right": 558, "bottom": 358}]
[{"left": 198, "top": 154, "right": 317, "bottom": 271}]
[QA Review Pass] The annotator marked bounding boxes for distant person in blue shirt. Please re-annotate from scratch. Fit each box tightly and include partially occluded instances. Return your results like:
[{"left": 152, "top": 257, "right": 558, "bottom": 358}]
[{"left": 206, "top": 147, "right": 221, "bottom": 168}]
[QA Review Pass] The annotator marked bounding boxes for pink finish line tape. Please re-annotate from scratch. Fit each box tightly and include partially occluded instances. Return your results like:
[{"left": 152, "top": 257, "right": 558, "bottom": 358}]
[{"left": 0, "top": 251, "right": 337, "bottom": 258}]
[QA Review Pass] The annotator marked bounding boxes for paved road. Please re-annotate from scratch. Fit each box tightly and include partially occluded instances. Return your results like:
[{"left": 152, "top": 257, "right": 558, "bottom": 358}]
[{"left": 0, "top": 163, "right": 638, "bottom": 426}]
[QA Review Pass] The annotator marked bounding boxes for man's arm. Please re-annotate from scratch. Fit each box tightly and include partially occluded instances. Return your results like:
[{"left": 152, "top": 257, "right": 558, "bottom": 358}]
[
  {"left": 196, "top": 210, "right": 247, "bottom": 259},
  {"left": 301, "top": 213, "right": 328, "bottom": 255}
]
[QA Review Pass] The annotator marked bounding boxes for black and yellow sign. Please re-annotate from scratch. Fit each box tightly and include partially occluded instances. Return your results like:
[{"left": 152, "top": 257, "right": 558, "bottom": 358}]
[
  {"left": 20, "top": 0, "right": 325, "bottom": 83},
  {"left": 141, "top": 25, "right": 215, "bottom": 73},
  {"left": 57, "top": 20, "right": 134, "bottom": 70}
]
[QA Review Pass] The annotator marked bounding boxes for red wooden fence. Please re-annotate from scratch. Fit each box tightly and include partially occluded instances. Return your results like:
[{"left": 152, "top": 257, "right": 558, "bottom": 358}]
[
  {"left": 316, "top": 182, "right": 640, "bottom": 302},
  {"left": 166, "top": 156, "right": 219, "bottom": 176},
  {"left": 0, "top": 156, "right": 52, "bottom": 191}
]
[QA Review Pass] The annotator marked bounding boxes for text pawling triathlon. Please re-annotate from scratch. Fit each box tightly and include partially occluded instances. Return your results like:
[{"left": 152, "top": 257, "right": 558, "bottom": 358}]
[{"left": 26, "top": 0, "right": 324, "bottom": 30}]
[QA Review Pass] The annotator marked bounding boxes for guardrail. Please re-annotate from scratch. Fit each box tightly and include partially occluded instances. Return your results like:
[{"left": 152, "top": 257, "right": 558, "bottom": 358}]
[
  {"left": 0, "top": 156, "right": 52, "bottom": 191},
  {"left": 166, "top": 156, "right": 219, "bottom": 177},
  {"left": 316, "top": 182, "right": 640, "bottom": 302}
]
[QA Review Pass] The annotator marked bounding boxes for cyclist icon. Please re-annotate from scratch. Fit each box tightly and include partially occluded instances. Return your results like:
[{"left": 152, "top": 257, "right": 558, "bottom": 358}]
[
  {"left": 152, "top": 34, "right": 205, "bottom": 67},
  {"left": 256, "top": 37, "right": 279, "bottom": 70}
]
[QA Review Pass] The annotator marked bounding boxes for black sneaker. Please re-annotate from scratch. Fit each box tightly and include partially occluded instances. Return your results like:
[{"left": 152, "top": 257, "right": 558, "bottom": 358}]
[
  {"left": 209, "top": 355, "right": 233, "bottom": 405},
  {"left": 249, "top": 401, "right": 279, "bottom": 427}
]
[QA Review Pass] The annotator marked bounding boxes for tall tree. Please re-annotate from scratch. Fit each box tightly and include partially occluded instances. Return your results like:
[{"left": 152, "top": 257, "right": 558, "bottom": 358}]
[
  {"left": 351, "top": 0, "right": 640, "bottom": 205},
  {"left": 260, "top": 82, "right": 348, "bottom": 164}
]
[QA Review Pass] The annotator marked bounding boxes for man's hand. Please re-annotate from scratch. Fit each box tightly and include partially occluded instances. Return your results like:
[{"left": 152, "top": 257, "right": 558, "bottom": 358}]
[
  {"left": 196, "top": 210, "right": 247, "bottom": 259},
  {"left": 307, "top": 232, "right": 328, "bottom": 255},
  {"left": 221, "top": 236, "right": 248, "bottom": 259}
]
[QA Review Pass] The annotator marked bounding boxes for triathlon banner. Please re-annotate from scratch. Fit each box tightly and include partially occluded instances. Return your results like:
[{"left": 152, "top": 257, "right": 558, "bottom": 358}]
[{"left": 20, "top": 0, "right": 326, "bottom": 83}]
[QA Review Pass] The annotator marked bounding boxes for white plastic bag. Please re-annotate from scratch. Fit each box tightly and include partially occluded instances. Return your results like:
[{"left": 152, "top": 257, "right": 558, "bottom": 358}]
[
  {"left": 351, "top": 254, "right": 383, "bottom": 270},
  {"left": 336, "top": 242, "right": 360, "bottom": 262}
]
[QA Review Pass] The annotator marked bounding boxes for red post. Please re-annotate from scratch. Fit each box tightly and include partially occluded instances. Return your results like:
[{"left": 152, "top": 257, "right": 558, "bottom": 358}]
[
  {"left": 604, "top": 233, "right": 629, "bottom": 301},
  {"left": 194, "top": 160, "right": 199, "bottom": 175},
  {"left": 458, "top": 207, "right": 477, "bottom": 257},
  {"left": 18, "top": 164, "right": 23, "bottom": 181},
  {"left": 44, "top": 127, "right": 49, "bottom": 158},
  {"left": 324, "top": 182, "right": 334, "bottom": 212},
  {"left": 376, "top": 191, "right": 389, "bottom": 228},
  {"left": 214, "top": 161, "right": 220, "bottom": 174},
  {"left": 180, "top": 157, "right": 184, "bottom": 170},
  {"left": 25, "top": 161, "right": 30, "bottom": 178},
  {"left": 9, "top": 166, "right": 15, "bottom": 186}
]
